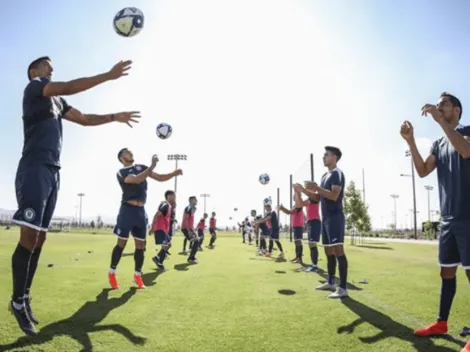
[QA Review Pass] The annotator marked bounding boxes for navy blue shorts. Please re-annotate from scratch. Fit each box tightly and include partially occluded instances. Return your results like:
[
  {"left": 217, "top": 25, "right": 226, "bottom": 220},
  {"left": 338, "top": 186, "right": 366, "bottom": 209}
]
[
  {"left": 322, "top": 213, "right": 345, "bottom": 247},
  {"left": 209, "top": 228, "right": 216, "bottom": 236},
  {"left": 113, "top": 203, "right": 148, "bottom": 241},
  {"left": 439, "top": 220, "right": 470, "bottom": 268},
  {"left": 261, "top": 227, "right": 270, "bottom": 238},
  {"left": 182, "top": 229, "right": 193, "bottom": 241},
  {"left": 12, "top": 163, "right": 60, "bottom": 232},
  {"left": 293, "top": 227, "right": 303, "bottom": 241},
  {"left": 308, "top": 219, "right": 321, "bottom": 243},
  {"left": 154, "top": 230, "right": 171, "bottom": 245},
  {"left": 270, "top": 228, "right": 280, "bottom": 240},
  {"left": 197, "top": 229, "right": 204, "bottom": 238}
]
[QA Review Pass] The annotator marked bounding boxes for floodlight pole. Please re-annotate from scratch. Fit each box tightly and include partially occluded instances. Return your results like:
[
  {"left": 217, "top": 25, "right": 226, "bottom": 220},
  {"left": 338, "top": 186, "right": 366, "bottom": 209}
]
[
  {"left": 77, "top": 193, "right": 85, "bottom": 227},
  {"left": 200, "top": 193, "right": 210, "bottom": 214},
  {"left": 167, "top": 154, "right": 187, "bottom": 193}
]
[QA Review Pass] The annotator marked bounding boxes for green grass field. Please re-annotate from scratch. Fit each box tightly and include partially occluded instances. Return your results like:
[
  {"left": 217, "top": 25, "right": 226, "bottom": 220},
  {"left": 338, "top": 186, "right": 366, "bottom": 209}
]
[{"left": 0, "top": 229, "right": 469, "bottom": 352}]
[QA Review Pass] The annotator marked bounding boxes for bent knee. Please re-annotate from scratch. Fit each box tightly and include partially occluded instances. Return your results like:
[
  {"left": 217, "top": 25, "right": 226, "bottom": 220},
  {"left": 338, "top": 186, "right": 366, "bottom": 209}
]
[{"left": 440, "top": 266, "right": 458, "bottom": 279}]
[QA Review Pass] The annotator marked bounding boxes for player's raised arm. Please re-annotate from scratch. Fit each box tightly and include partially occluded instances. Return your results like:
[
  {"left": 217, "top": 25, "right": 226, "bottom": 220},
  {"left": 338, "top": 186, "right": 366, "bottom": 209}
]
[
  {"left": 400, "top": 121, "right": 436, "bottom": 177},
  {"left": 31, "top": 59, "right": 132, "bottom": 97},
  {"left": 120, "top": 156, "right": 158, "bottom": 184},
  {"left": 278, "top": 205, "right": 292, "bottom": 215},
  {"left": 64, "top": 108, "right": 140, "bottom": 127},
  {"left": 150, "top": 169, "right": 183, "bottom": 182}
]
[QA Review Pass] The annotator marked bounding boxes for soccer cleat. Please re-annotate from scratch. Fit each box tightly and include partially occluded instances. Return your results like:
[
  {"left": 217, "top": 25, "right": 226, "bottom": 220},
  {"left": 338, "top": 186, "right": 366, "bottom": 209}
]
[
  {"left": 152, "top": 256, "right": 165, "bottom": 270},
  {"left": 304, "top": 265, "right": 318, "bottom": 273},
  {"left": 24, "top": 297, "right": 39, "bottom": 324},
  {"left": 264, "top": 252, "right": 272, "bottom": 258},
  {"left": 188, "top": 258, "right": 198, "bottom": 264},
  {"left": 133, "top": 273, "right": 146, "bottom": 289},
  {"left": 414, "top": 321, "right": 448, "bottom": 337},
  {"left": 9, "top": 301, "right": 37, "bottom": 336},
  {"left": 108, "top": 272, "right": 119, "bottom": 290},
  {"left": 328, "top": 287, "right": 349, "bottom": 299},
  {"left": 316, "top": 282, "right": 336, "bottom": 291},
  {"left": 278, "top": 252, "right": 285, "bottom": 259},
  {"left": 461, "top": 341, "right": 470, "bottom": 352}
]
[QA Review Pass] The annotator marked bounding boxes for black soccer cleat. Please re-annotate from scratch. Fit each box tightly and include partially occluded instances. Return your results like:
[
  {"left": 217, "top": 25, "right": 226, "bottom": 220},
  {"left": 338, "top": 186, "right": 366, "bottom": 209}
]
[
  {"left": 9, "top": 301, "right": 37, "bottom": 336},
  {"left": 25, "top": 298, "right": 39, "bottom": 325}
]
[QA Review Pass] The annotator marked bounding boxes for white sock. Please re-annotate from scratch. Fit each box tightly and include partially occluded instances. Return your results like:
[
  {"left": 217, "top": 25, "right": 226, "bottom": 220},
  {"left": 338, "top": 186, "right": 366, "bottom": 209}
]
[
  {"left": 12, "top": 301, "right": 24, "bottom": 310},
  {"left": 23, "top": 294, "right": 29, "bottom": 299},
  {"left": 134, "top": 271, "right": 141, "bottom": 276},
  {"left": 109, "top": 268, "right": 116, "bottom": 274}
]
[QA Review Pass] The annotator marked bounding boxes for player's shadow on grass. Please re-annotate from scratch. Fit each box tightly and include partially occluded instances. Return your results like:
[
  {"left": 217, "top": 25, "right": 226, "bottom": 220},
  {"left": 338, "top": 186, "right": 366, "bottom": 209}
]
[
  {"left": 174, "top": 263, "right": 192, "bottom": 271},
  {"left": 141, "top": 269, "right": 165, "bottom": 287},
  {"left": 0, "top": 288, "right": 146, "bottom": 352},
  {"left": 355, "top": 245, "right": 393, "bottom": 250},
  {"left": 338, "top": 297, "right": 464, "bottom": 352}
]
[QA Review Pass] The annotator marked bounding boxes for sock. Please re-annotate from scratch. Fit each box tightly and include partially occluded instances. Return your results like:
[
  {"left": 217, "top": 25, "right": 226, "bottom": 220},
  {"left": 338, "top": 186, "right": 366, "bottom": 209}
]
[
  {"left": 299, "top": 244, "right": 303, "bottom": 260},
  {"left": 327, "top": 255, "right": 336, "bottom": 285},
  {"left": 260, "top": 238, "right": 265, "bottom": 250},
  {"left": 110, "top": 245, "right": 124, "bottom": 270},
  {"left": 24, "top": 247, "right": 42, "bottom": 298},
  {"left": 438, "top": 277, "right": 457, "bottom": 322},
  {"left": 268, "top": 240, "right": 274, "bottom": 253},
  {"left": 134, "top": 248, "right": 145, "bottom": 273},
  {"left": 157, "top": 248, "right": 167, "bottom": 264},
  {"left": 256, "top": 238, "right": 259, "bottom": 247},
  {"left": 189, "top": 240, "right": 199, "bottom": 259},
  {"left": 248, "top": 234, "right": 252, "bottom": 243},
  {"left": 242, "top": 233, "right": 246, "bottom": 243},
  {"left": 199, "top": 238, "right": 204, "bottom": 247},
  {"left": 183, "top": 238, "right": 188, "bottom": 251},
  {"left": 275, "top": 240, "right": 283, "bottom": 252},
  {"left": 337, "top": 255, "right": 348, "bottom": 289},
  {"left": 189, "top": 240, "right": 193, "bottom": 250},
  {"left": 11, "top": 244, "right": 33, "bottom": 306},
  {"left": 209, "top": 237, "right": 215, "bottom": 246},
  {"left": 310, "top": 246, "right": 318, "bottom": 265},
  {"left": 295, "top": 245, "right": 299, "bottom": 258}
]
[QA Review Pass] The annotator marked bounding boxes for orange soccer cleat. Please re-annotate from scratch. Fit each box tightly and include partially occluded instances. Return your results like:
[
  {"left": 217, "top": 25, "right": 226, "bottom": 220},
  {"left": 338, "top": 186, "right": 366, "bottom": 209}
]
[
  {"left": 133, "top": 273, "right": 146, "bottom": 289},
  {"left": 414, "top": 321, "right": 448, "bottom": 337},
  {"left": 108, "top": 272, "right": 119, "bottom": 290}
]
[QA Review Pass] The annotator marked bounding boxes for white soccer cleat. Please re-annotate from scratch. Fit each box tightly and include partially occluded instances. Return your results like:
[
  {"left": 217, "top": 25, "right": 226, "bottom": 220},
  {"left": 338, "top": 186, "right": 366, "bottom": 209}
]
[
  {"left": 328, "top": 287, "right": 348, "bottom": 299},
  {"left": 316, "top": 282, "right": 336, "bottom": 291}
]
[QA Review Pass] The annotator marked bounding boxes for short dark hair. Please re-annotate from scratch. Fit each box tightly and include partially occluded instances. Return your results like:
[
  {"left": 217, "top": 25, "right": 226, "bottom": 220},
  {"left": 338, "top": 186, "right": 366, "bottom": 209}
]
[
  {"left": 164, "top": 190, "right": 175, "bottom": 199},
  {"left": 325, "top": 146, "right": 342, "bottom": 161},
  {"left": 117, "top": 148, "right": 129, "bottom": 161},
  {"left": 27, "top": 56, "right": 50, "bottom": 81},
  {"left": 441, "top": 92, "right": 463, "bottom": 120},
  {"left": 189, "top": 196, "right": 197, "bottom": 202}
]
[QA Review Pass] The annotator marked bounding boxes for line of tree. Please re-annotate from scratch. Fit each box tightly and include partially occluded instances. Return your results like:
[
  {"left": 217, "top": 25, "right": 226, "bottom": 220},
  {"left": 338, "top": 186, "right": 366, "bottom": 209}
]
[{"left": 344, "top": 181, "right": 372, "bottom": 234}]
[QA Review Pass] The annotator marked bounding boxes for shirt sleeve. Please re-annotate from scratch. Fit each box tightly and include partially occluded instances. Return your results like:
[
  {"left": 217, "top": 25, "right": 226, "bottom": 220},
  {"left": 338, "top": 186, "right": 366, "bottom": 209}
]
[
  {"left": 60, "top": 97, "right": 72, "bottom": 115},
  {"left": 329, "top": 170, "right": 342, "bottom": 187},
  {"left": 159, "top": 202, "right": 169, "bottom": 216},
  {"left": 25, "top": 77, "right": 50, "bottom": 98},
  {"left": 458, "top": 125, "right": 470, "bottom": 137},
  {"left": 117, "top": 168, "right": 127, "bottom": 183},
  {"left": 430, "top": 140, "right": 439, "bottom": 157}
]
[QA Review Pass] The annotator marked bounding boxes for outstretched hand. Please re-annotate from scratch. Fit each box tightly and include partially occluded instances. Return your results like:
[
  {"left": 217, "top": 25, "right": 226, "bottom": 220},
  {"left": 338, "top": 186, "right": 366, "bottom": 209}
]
[
  {"left": 114, "top": 111, "right": 141, "bottom": 127},
  {"left": 107, "top": 60, "right": 132, "bottom": 80}
]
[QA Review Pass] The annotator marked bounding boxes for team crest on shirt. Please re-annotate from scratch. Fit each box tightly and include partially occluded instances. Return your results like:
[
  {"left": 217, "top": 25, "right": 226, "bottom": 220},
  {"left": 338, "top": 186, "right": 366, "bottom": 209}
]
[
  {"left": 136, "top": 165, "right": 141, "bottom": 171},
  {"left": 23, "top": 208, "right": 36, "bottom": 222}
]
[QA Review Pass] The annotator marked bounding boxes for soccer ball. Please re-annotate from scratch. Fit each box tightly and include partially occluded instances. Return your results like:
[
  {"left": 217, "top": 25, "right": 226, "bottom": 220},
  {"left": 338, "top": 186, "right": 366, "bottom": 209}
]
[
  {"left": 264, "top": 197, "right": 272, "bottom": 206},
  {"left": 156, "top": 123, "right": 172, "bottom": 139},
  {"left": 259, "top": 173, "right": 270, "bottom": 185},
  {"left": 113, "top": 7, "right": 144, "bottom": 37}
]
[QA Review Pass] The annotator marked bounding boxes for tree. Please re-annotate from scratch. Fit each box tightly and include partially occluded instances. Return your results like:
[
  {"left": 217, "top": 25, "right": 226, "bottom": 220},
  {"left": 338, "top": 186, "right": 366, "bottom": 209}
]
[
  {"left": 344, "top": 181, "right": 372, "bottom": 236},
  {"left": 96, "top": 215, "right": 103, "bottom": 229}
]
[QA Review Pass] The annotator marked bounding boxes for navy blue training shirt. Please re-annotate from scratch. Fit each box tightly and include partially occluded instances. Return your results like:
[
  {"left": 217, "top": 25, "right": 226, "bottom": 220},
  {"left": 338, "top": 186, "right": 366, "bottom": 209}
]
[
  {"left": 268, "top": 210, "right": 279, "bottom": 231},
  {"left": 158, "top": 201, "right": 169, "bottom": 216},
  {"left": 320, "top": 168, "right": 345, "bottom": 217},
  {"left": 117, "top": 164, "right": 148, "bottom": 204},
  {"left": 431, "top": 125, "right": 470, "bottom": 221},
  {"left": 21, "top": 77, "right": 72, "bottom": 167}
]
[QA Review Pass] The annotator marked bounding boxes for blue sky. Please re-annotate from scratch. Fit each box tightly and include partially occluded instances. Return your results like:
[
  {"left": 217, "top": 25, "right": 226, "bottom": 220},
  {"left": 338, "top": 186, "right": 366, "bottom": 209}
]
[{"left": 1, "top": 0, "right": 470, "bottom": 228}]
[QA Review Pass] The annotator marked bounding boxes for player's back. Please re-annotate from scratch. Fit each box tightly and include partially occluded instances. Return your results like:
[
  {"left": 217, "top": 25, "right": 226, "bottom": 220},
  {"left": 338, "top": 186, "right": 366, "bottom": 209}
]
[
  {"left": 22, "top": 77, "right": 72, "bottom": 167},
  {"left": 117, "top": 164, "right": 148, "bottom": 203}
]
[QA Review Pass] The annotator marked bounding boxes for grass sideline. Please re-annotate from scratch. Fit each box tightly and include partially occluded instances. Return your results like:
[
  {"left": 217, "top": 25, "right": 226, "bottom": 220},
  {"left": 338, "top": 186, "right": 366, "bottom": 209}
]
[{"left": 0, "top": 228, "right": 468, "bottom": 352}]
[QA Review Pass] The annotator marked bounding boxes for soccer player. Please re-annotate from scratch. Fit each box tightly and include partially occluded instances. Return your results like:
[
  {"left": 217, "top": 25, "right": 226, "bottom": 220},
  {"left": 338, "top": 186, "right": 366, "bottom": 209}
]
[
  {"left": 181, "top": 196, "right": 200, "bottom": 263},
  {"left": 9, "top": 56, "right": 140, "bottom": 336},
  {"left": 244, "top": 217, "right": 254, "bottom": 245},
  {"left": 251, "top": 210, "right": 261, "bottom": 248},
  {"left": 109, "top": 151, "right": 182, "bottom": 290},
  {"left": 238, "top": 220, "right": 246, "bottom": 243},
  {"left": 196, "top": 213, "right": 208, "bottom": 251},
  {"left": 402, "top": 94, "right": 470, "bottom": 352},
  {"left": 150, "top": 190, "right": 176, "bottom": 271},
  {"left": 279, "top": 189, "right": 305, "bottom": 263},
  {"left": 255, "top": 204, "right": 284, "bottom": 258},
  {"left": 302, "top": 185, "right": 321, "bottom": 272},
  {"left": 295, "top": 146, "right": 347, "bottom": 299},
  {"left": 208, "top": 212, "right": 217, "bottom": 249}
]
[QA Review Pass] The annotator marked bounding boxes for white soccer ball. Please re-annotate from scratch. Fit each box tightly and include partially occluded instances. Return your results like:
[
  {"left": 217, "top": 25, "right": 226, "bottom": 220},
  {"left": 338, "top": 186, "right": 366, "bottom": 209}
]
[
  {"left": 259, "top": 173, "right": 270, "bottom": 185},
  {"left": 263, "top": 197, "right": 272, "bottom": 206},
  {"left": 156, "top": 123, "right": 172, "bottom": 140},
  {"left": 113, "top": 7, "right": 144, "bottom": 37}
]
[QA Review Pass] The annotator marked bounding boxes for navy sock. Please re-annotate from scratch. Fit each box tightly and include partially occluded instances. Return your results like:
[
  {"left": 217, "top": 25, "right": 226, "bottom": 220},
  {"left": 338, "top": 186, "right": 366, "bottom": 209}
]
[
  {"left": 337, "top": 255, "right": 348, "bottom": 289},
  {"left": 299, "top": 244, "right": 303, "bottom": 260},
  {"left": 157, "top": 248, "right": 167, "bottom": 264},
  {"left": 268, "top": 240, "right": 274, "bottom": 253},
  {"left": 209, "top": 237, "right": 215, "bottom": 246},
  {"left": 134, "top": 248, "right": 144, "bottom": 273},
  {"left": 25, "top": 247, "right": 42, "bottom": 297},
  {"left": 310, "top": 246, "right": 318, "bottom": 265},
  {"left": 327, "top": 255, "right": 336, "bottom": 285},
  {"left": 275, "top": 240, "right": 283, "bottom": 252},
  {"left": 189, "top": 240, "right": 199, "bottom": 259},
  {"left": 260, "top": 238, "right": 266, "bottom": 250},
  {"left": 110, "top": 245, "right": 124, "bottom": 270},
  {"left": 183, "top": 238, "right": 188, "bottom": 251},
  {"left": 438, "top": 277, "right": 457, "bottom": 322},
  {"left": 295, "top": 245, "right": 299, "bottom": 258},
  {"left": 11, "top": 244, "right": 32, "bottom": 305},
  {"left": 199, "top": 238, "right": 204, "bottom": 247}
]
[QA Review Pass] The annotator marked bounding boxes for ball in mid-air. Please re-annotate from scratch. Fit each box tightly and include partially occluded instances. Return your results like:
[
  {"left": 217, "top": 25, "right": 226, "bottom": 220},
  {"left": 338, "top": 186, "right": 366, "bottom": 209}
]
[
  {"left": 113, "top": 7, "right": 144, "bottom": 37},
  {"left": 259, "top": 173, "right": 270, "bottom": 185},
  {"left": 263, "top": 197, "right": 272, "bottom": 206},
  {"left": 156, "top": 123, "right": 172, "bottom": 139}
]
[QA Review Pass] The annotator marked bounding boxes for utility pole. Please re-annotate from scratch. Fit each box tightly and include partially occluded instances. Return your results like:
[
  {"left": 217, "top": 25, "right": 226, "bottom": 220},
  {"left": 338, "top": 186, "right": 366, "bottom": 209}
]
[
  {"left": 77, "top": 193, "right": 85, "bottom": 227},
  {"left": 390, "top": 194, "right": 399, "bottom": 231},
  {"left": 424, "top": 185, "right": 434, "bottom": 222},
  {"left": 167, "top": 154, "right": 187, "bottom": 193},
  {"left": 200, "top": 193, "right": 210, "bottom": 214}
]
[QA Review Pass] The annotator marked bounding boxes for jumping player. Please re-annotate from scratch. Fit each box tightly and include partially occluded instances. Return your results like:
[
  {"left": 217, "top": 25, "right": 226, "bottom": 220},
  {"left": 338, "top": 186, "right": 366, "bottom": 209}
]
[
  {"left": 9, "top": 56, "right": 140, "bottom": 336},
  {"left": 181, "top": 196, "right": 200, "bottom": 263},
  {"left": 401, "top": 93, "right": 470, "bottom": 352},
  {"left": 255, "top": 204, "right": 284, "bottom": 258},
  {"left": 150, "top": 190, "right": 176, "bottom": 271},
  {"left": 296, "top": 146, "right": 347, "bottom": 299},
  {"left": 109, "top": 150, "right": 182, "bottom": 290},
  {"left": 208, "top": 212, "right": 217, "bottom": 249},
  {"left": 196, "top": 213, "right": 208, "bottom": 250}
]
